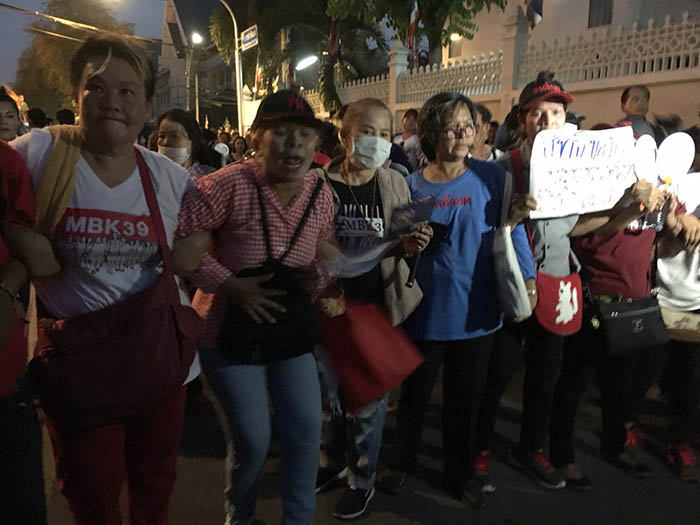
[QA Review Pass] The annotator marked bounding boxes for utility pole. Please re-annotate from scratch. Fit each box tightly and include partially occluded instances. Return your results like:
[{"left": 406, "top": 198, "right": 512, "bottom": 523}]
[
  {"left": 185, "top": 45, "right": 193, "bottom": 111},
  {"left": 194, "top": 72, "right": 200, "bottom": 123},
  {"left": 218, "top": 0, "right": 244, "bottom": 133}
]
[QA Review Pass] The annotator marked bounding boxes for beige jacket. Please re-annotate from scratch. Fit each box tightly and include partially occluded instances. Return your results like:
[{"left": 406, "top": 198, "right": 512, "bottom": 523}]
[{"left": 322, "top": 161, "right": 423, "bottom": 326}]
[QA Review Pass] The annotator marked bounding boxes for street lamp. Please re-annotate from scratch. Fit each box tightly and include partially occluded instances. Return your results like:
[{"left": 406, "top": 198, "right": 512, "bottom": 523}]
[
  {"left": 192, "top": 33, "right": 203, "bottom": 123},
  {"left": 185, "top": 32, "right": 203, "bottom": 117},
  {"left": 218, "top": 0, "right": 244, "bottom": 134},
  {"left": 295, "top": 55, "right": 319, "bottom": 71},
  {"left": 450, "top": 33, "right": 462, "bottom": 41}
]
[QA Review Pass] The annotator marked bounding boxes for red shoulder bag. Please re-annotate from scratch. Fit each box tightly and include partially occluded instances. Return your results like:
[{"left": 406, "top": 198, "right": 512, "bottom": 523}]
[
  {"left": 511, "top": 149, "right": 582, "bottom": 335},
  {"left": 30, "top": 150, "right": 202, "bottom": 429}
]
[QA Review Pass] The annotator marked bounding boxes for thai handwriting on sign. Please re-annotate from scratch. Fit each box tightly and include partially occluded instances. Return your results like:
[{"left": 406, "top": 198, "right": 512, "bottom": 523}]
[{"left": 529, "top": 127, "right": 637, "bottom": 219}]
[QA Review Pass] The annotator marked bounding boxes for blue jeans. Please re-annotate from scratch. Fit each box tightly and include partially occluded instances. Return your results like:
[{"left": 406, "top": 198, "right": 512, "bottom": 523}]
[
  {"left": 316, "top": 348, "right": 388, "bottom": 490},
  {"left": 201, "top": 350, "right": 321, "bottom": 525}
]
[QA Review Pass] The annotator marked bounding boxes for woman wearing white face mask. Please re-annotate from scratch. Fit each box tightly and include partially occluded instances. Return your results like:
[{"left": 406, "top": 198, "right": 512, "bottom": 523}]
[
  {"left": 316, "top": 98, "right": 432, "bottom": 520},
  {"left": 156, "top": 108, "right": 216, "bottom": 180}
]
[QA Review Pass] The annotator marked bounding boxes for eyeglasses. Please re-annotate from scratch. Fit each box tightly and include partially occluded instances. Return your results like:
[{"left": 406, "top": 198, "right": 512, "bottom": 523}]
[{"left": 442, "top": 123, "right": 476, "bottom": 139}]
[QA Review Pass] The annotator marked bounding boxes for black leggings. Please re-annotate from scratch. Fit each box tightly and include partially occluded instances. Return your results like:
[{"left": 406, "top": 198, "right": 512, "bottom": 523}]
[
  {"left": 477, "top": 323, "right": 565, "bottom": 453},
  {"left": 627, "top": 341, "right": 700, "bottom": 443},
  {"left": 390, "top": 335, "right": 494, "bottom": 484}
]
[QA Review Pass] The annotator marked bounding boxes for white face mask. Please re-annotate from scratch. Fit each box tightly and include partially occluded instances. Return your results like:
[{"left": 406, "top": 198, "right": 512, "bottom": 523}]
[
  {"left": 348, "top": 135, "right": 392, "bottom": 170},
  {"left": 158, "top": 145, "right": 190, "bottom": 166}
]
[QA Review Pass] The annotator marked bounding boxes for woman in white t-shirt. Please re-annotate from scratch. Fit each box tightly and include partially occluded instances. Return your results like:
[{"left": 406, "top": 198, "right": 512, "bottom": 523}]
[{"left": 11, "top": 35, "right": 202, "bottom": 524}]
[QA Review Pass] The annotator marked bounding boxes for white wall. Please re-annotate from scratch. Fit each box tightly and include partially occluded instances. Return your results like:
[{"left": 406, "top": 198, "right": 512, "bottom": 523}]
[
  {"left": 569, "top": 78, "right": 700, "bottom": 130},
  {"left": 445, "top": 0, "right": 700, "bottom": 61},
  {"left": 449, "top": 7, "right": 505, "bottom": 63}
]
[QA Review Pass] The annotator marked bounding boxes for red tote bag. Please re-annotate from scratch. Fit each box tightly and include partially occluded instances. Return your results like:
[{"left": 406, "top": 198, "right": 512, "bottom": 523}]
[{"left": 319, "top": 301, "right": 424, "bottom": 411}]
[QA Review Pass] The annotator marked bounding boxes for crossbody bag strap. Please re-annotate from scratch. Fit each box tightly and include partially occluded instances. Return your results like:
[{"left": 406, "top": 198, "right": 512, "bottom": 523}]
[
  {"left": 254, "top": 183, "right": 274, "bottom": 261},
  {"left": 510, "top": 148, "right": 536, "bottom": 257},
  {"left": 134, "top": 150, "right": 179, "bottom": 304},
  {"left": 255, "top": 177, "right": 325, "bottom": 264},
  {"left": 500, "top": 171, "right": 513, "bottom": 229}
]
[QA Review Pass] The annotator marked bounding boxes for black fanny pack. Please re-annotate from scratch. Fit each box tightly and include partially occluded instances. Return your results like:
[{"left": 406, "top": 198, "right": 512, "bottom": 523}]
[{"left": 217, "top": 178, "right": 323, "bottom": 364}]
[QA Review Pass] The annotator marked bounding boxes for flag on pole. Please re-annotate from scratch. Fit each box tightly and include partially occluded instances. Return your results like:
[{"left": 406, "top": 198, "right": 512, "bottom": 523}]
[
  {"left": 287, "top": 56, "right": 296, "bottom": 86},
  {"left": 255, "top": 49, "right": 264, "bottom": 97},
  {"left": 327, "top": 19, "right": 339, "bottom": 57},
  {"left": 408, "top": 0, "right": 420, "bottom": 53},
  {"left": 526, "top": 0, "right": 543, "bottom": 29}
]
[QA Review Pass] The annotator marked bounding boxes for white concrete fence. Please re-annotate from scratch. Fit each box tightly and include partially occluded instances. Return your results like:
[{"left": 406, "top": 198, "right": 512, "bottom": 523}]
[{"left": 303, "top": 10, "right": 700, "bottom": 129}]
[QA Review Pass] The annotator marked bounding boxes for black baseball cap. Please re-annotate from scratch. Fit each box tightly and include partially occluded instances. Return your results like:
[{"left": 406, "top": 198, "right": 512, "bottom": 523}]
[
  {"left": 518, "top": 71, "right": 574, "bottom": 111},
  {"left": 251, "top": 90, "right": 325, "bottom": 130}
]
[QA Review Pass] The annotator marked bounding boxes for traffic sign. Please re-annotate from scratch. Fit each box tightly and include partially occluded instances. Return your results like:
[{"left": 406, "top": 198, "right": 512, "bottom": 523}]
[{"left": 241, "top": 25, "right": 258, "bottom": 51}]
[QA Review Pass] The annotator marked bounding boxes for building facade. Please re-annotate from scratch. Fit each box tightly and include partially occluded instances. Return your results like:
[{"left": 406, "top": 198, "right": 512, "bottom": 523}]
[
  {"left": 306, "top": 0, "right": 700, "bottom": 130},
  {"left": 154, "top": 0, "right": 238, "bottom": 129}
]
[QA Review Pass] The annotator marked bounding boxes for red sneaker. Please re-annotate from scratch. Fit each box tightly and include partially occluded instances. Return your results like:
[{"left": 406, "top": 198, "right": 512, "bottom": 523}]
[
  {"left": 625, "top": 426, "right": 643, "bottom": 448},
  {"left": 666, "top": 442, "right": 700, "bottom": 483},
  {"left": 475, "top": 450, "right": 496, "bottom": 493}
]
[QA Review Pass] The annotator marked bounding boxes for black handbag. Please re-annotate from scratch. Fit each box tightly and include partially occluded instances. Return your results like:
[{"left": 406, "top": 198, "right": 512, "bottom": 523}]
[
  {"left": 593, "top": 295, "right": 669, "bottom": 356},
  {"left": 217, "top": 178, "right": 324, "bottom": 364},
  {"left": 587, "top": 243, "right": 669, "bottom": 356}
]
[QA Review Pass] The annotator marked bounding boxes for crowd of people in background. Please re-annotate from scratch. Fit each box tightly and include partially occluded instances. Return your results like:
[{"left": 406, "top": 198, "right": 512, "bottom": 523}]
[{"left": 1, "top": 33, "right": 700, "bottom": 525}]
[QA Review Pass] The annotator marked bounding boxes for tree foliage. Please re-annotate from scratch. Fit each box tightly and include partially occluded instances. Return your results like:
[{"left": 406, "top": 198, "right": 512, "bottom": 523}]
[
  {"left": 13, "top": 0, "right": 133, "bottom": 115},
  {"left": 327, "top": 0, "right": 507, "bottom": 64},
  {"left": 209, "top": 0, "right": 388, "bottom": 110}
]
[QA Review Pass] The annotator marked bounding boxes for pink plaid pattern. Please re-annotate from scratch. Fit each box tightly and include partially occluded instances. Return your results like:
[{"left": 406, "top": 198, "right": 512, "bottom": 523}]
[{"left": 177, "top": 159, "right": 335, "bottom": 348}]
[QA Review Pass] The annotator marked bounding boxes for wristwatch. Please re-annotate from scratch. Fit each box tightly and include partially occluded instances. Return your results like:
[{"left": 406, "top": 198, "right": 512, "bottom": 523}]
[{"left": 526, "top": 288, "right": 537, "bottom": 296}]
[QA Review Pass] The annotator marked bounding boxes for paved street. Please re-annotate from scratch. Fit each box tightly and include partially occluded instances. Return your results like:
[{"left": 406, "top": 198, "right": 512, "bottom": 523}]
[{"left": 45, "top": 371, "right": 700, "bottom": 525}]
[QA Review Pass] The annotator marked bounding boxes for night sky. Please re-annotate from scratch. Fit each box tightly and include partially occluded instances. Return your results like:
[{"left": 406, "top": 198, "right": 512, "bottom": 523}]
[{"left": 1, "top": 0, "right": 164, "bottom": 86}]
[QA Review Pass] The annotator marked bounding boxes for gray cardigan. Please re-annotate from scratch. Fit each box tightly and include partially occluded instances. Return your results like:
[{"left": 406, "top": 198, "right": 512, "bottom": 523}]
[{"left": 321, "top": 161, "right": 423, "bottom": 326}]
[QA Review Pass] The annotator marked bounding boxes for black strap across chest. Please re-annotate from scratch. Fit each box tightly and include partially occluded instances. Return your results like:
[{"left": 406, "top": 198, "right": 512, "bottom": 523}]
[{"left": 255, "top": 177, "right": 324, "bottom": 264}]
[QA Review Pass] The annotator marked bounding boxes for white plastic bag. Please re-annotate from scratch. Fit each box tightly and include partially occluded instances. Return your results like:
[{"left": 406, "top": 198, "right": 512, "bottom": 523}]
[{"left": 493, "top": 171, "right": 532, "bottom": 321}]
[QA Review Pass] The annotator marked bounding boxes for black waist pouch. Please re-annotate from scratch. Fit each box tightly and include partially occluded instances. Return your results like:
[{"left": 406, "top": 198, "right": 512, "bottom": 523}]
[
  {"left": 217, "top": 262, "right": 318, "bottom": 363},
  {"left": 216, "top": 178, "right": 324, "bottom": 364}
]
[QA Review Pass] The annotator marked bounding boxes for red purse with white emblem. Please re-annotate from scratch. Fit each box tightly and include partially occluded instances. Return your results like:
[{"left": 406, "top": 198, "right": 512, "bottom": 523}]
[{"left": 512, "top": 149, "right": 582, "bottom": 335}]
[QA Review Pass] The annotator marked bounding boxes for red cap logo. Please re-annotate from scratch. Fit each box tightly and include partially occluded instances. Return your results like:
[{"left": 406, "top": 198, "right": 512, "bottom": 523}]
[
  {"left": 533, "top": 82, "right": 562, "bottom": 95},
  {"left": 287, "top": 94, "right": 304, "bottom": 111}
]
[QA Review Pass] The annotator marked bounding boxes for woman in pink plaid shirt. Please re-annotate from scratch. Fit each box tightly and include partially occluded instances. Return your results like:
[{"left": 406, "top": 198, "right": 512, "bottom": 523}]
[{"left": 177, "top": 91, "right": 335, "bottom": 525}]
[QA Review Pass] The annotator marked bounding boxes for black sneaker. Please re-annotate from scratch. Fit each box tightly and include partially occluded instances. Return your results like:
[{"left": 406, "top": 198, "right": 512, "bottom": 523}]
[
  {"left": 601, "top": 447, "right": 652, "bottom": 478},
  {"left": 442, "top": 477, "right": 487, "bottom": 510},
  {"left": 518, "top": 449, "right": 566, "bottom": 490},
  {"left": 378, "top": 467, "right": 407, "bottom": 495},
  {"left": 316, "top": 466, "right": 348, "bottom": 494},
  {"left": 463, "top": 479, "right": 487, "bottom": 510},
  {"left": 333, "top": 486, "right": 376, "bottom": 520}
]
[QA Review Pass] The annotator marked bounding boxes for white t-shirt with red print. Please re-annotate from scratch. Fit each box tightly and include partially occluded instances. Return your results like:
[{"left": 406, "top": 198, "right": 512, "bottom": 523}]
[{"left": 11, "top": 128, "right": 200, "bottom": 380}]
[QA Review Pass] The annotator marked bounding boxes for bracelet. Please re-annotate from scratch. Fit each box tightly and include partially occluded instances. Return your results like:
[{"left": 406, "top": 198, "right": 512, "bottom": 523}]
[{"left": 526, "top": 288, "right": 537, "bottom": 296}]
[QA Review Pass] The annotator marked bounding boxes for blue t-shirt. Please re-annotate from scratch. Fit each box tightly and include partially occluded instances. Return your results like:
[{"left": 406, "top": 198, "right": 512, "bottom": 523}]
[{"left": 405, "top": 160, "right": 535, "bottom": 341}]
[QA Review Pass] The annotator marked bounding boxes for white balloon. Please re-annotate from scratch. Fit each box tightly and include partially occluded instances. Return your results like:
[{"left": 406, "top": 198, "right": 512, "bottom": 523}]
[
  {"left": 634, "top": 134, "right": 658, "bottom": 181},
  {"left": 657, "top": 132, "right": 695, "bottom": 179}
]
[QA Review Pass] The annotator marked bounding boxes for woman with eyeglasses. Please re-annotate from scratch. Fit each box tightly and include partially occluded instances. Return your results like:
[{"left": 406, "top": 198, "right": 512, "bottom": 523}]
[{"left": 382, "top": 92, "right": 535, "bottom": 509}]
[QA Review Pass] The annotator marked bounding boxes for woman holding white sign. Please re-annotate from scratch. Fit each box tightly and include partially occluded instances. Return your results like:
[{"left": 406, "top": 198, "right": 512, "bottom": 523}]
[
  {"left": 475, "top": 71, "right": 670, "bottom": 494},
  {"left": 476, "top": 71, "right": 585, "bottom": 492}
]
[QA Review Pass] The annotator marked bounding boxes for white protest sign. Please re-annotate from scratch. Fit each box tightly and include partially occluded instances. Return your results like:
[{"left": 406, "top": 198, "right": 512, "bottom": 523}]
[{"left": 529, "top": 126, "right": 637, "bottom": 219}]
